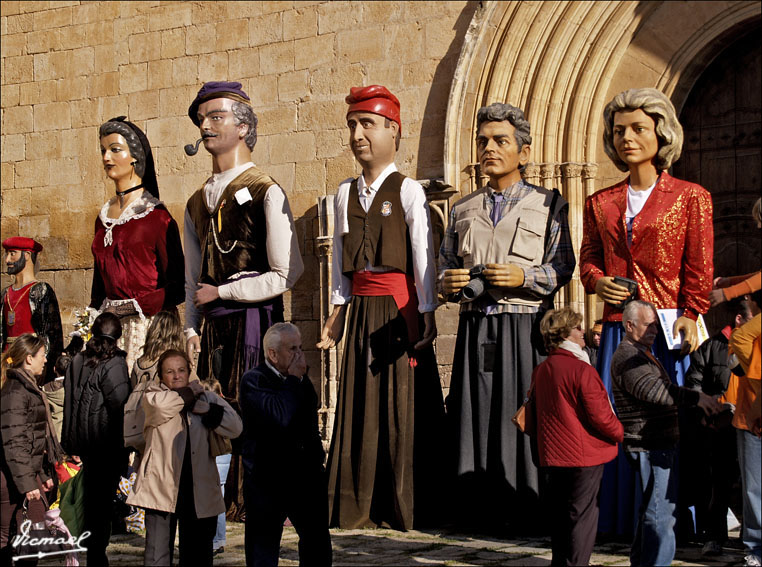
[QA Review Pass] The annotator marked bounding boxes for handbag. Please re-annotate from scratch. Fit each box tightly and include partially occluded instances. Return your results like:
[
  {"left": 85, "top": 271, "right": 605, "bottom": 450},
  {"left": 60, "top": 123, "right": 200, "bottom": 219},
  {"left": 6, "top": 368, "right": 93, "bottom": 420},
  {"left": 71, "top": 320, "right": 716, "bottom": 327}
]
[
  {"left": 512, "top": 381, "right": 536, "bottom": 436},
  {"left": 12, "top": 492, "right": 74, "bottom": 561}
]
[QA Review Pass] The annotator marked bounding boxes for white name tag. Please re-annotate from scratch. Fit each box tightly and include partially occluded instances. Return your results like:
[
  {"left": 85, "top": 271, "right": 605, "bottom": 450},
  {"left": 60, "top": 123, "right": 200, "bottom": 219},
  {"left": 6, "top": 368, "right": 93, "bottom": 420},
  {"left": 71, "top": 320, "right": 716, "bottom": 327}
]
[{"left": 234, "top": 187, "right": 252, "bottom": 205}]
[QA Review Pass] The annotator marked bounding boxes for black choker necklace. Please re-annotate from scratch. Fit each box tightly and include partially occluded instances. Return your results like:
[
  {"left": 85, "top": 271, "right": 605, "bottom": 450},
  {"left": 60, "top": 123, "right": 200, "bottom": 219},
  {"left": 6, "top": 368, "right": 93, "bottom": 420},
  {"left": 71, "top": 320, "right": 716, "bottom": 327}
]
[{"left": 116, "top": 183, "right": 144, "bottom": 198}]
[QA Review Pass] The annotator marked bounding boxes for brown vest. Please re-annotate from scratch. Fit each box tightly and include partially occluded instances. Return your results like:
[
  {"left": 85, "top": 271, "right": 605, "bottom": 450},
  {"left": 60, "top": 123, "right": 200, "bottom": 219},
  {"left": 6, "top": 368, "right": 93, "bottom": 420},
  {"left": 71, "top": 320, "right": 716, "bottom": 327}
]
[
  {"left": 186, "top": 167, "right": 276, "bottom": 286},
  {"left": 342, "top": 172, "right": 412, "bottom": 276}
]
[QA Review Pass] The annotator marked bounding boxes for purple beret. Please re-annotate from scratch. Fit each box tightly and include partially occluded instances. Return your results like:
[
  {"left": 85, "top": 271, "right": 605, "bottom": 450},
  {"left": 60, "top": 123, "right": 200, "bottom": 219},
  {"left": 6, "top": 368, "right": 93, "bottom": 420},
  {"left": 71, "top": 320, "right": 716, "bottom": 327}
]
[{"left": 188, "top": 81, "right": 251, "bottom": 126}]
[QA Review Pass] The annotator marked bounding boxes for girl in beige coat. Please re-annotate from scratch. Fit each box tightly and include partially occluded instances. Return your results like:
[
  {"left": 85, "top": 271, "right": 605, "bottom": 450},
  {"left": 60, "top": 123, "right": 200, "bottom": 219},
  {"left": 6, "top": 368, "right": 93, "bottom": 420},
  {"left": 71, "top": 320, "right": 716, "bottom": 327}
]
[{"left": 127, "top": 350, "right": 241, "bottom": 566}]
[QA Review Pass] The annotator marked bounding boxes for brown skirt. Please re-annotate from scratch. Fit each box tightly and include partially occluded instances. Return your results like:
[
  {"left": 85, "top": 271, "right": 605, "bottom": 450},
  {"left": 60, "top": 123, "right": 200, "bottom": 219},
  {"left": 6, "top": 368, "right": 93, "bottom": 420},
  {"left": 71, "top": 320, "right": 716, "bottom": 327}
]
[{"left": 326, "top": 295, "right": 444, "bottom": 531}]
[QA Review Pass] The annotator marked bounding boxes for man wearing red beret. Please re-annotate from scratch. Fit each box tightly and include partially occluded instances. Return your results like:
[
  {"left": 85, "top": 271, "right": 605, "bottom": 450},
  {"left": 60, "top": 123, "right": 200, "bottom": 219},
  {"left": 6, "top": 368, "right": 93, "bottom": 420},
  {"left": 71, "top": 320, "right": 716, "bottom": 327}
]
[
  {"left": 1, "top": 237, "right": 63, "bottom": 381},
  {"left": 318, "top": 85, "right": 445, "bottom": 531}
]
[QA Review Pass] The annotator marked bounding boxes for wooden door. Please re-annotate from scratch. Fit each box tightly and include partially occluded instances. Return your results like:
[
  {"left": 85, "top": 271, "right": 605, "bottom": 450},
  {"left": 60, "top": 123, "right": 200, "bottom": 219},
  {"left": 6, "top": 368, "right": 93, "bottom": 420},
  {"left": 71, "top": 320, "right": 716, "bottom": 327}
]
[{"left": 672, "top": 27, "right": 761, "bottom": 334}]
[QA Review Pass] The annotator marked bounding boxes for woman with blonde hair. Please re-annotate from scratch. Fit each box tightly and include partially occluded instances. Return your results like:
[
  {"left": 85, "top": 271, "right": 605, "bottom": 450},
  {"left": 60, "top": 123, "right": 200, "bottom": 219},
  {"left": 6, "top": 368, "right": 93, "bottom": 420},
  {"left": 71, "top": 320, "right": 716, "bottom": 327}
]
[
  {"left": 580, "top": 87, "right": 714, "bottom": 536},
  {"left": 0, "top": 334, "right": 63, "bottom": 566},
  {"left": 131, "top": 309, "right": 184, "bottom": 388},
  {"left": 532, "top": 307, "right": 623, "bottom": 566}
]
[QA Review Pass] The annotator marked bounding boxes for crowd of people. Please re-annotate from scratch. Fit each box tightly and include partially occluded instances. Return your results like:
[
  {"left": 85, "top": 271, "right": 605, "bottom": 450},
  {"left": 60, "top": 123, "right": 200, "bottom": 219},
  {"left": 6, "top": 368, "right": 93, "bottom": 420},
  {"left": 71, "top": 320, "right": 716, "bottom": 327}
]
[{"left": 0, "top": 78, "right": 759, "bottom": 567}]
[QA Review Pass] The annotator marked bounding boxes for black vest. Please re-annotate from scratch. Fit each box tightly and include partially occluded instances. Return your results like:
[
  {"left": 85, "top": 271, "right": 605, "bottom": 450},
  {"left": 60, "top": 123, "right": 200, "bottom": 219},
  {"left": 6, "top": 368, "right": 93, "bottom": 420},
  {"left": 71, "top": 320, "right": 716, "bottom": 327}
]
[
  {"left": 186, "top": 167, "right": 276, "bottom": 286},
  {"left": 342, "top": 172, "right": 412, "bottom": 277}
]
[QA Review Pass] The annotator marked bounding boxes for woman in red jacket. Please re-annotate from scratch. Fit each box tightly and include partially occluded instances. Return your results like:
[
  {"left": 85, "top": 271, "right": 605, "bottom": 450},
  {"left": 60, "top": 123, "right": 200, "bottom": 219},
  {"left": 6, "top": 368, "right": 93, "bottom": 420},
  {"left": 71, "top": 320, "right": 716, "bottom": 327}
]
[{"left": 532, "top": 307, "right": 623, "bottom": 567}]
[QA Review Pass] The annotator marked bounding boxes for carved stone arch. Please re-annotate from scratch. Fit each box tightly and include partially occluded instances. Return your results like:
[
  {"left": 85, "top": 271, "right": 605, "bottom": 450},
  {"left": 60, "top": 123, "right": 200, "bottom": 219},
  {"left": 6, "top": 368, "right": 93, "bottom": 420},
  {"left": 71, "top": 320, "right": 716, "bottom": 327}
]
[{"left": 444, "top": 0, "right": 762, "bottom": 320}]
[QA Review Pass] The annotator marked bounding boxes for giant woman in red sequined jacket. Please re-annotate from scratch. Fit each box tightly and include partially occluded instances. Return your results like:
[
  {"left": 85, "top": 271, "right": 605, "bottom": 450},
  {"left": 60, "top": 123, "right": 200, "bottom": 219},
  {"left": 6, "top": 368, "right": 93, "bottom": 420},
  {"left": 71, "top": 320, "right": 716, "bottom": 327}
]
[{"left": 579, "top": 88, "right": 713, "bottom": 536}]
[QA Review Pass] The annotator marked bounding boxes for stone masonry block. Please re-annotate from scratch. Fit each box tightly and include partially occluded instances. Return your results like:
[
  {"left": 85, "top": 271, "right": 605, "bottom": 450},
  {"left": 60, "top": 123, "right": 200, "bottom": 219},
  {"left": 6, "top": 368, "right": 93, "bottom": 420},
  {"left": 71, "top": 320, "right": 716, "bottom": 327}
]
[
  {"left": 56, "top": 23, "right": 86, "bottom": 52},
  {"left": 228, "top": 48, "right": 260, "bottom": 80},
  {"left": 215, "top": 19, "right": 249, "bottom": 52},
  {"left": 1, "top": 188, "right": 32, "bottom": 216},
  {"left": 129, "top": 31, "right": 162, "bottom": 63},
  {"left": 298, "top": 100, "right": 346, "bottom": 131},
  {"left": 73, "top": 1, "right": 119, "bottom": 24},
  {"left": 161, "top": 28, "right": 186, "bottom": 59},
  {"left": 60, "top": 127, "right": 95, "bottom": 160},
  {"left": 433, "top": 334, "right": 457, "bottom": 366},
  {"left": 159, "top": 85, "right": 197, "bottom": 117},
  {"left": 19, "top": 214, "right": 49, "bottom": 239},
  {"left": 70, "top": 47, "right": 95, "bottom": 77},
  {"left": 1, "top": 163, "right": 15, "bottom": 189},
  {"left": 146, "top": 116, "right": 184, "bottom": 148},
  {"left": 19, "top": 80, "right": 56, "bottom": 105},
  {"left": 278, "top": 70, "right": 309, "bottom": 103},
  {"left": 31, "top": 184, "right": 68, "bottom": 216},
  {"left": 32, "top": 52, "right": 59, "bottom": 81},
  {"left": 245, "top": 75, "right": 278, "bottom": 107},
  {"left": 315, "top": 129, "right": 347, "bottom": 160},
  {"left": 266, "top": 163, "right": 296, "bottom": 195},
  {"left": 26, "top": 131, "right": 62, "bottom": 160},
  {"left": 128, "top": 90, "right": 160, "bottom": 121},
  {"left": 283, "top": 6, "right": 318, "bottom": 41},
  {"left": 26, "top": 29, "right": 57, "bottom": 54},
  {"left": 186, "top": 23, "right": 216, "bottom": 56},
  {"left": 119, "top": 62, "right": 148, "bottom": 93},
  {"left": 434, "top": 303, "right": 461, "bottom": 335},
  {"left": 1, "top": 1, "right": 21, "bottom": 16},
  {"left": 248, "top": 13, "right": 283, "bottom": 47},
  {"left": 1, "top": 134, "right": 25, "bottom": 163},
  {"left": 84, "top": 21, "right": 115, "bottom": 47},
  {"left": 198, "top": 52, "right": 229, "bottom": 82},
  {"left": 1, "top": 84, "right": 20, "bottom": 108},
  {"left": 295, "top": 160, "right": 325, "bottom": 194},
  {"left": 269, "top": 131, "right": 315, "bottom": 164},
  {"left": 364, "top": 1, "right": 402, "bottom": 23},
  {"left": 15, "top": 159, "right": 49, "bottom": 187},
  {"left": 2, "top": 33, "right": 25, "bottom": 58},
  {"left": 148, "top": 3, "right": 192, "bottom": 32},
  {"left": 69, "top": 98, "right": 100, "bottom": 129},
  {"left": 293, "top": 33, "right": 335, "bottom": 71},
  {"left": 98, "top": 95, "right": 129, "bottom": 124},
  {"left": 256, "top": 105, "right": 297, "bottom": 136},
  {"left": 56, "top": 76, "right": 88, "bottom": 102},
  {"left": 308, "top": 63, "right": 364, "bottom": 97},
  {"left": 4, "top": 54, "right": 34, "bottom": 83},
  {"left": 114, "top": 15, "right": 149, "bottom": 39},
  {"left": 364, "top": 60, "right": 403, "bottom": 91},
  {"left": 424, "top": 19, "right": 457, "bottom": 59},
  {"left": 147, "top": 60, "right": 173, "bottom": 91},
  {"left": 386, "top": 21, "right": 424, "bottom": 63},
  {"left": 93, "top": 43, "right": 127, "bottom": 74},
  {"left": 5, "top": 13, "right": 33, "bottom": 34},
  {"left": 259, "top": 41, "right": 294, "bottom": 74},
  {"left": 32, "top": 6, "right": 72, "bottom": 30},
  {"left": 317, "top": 2, "right": 361, "bottom": 34},
  {"left": 34, "top": 101, "right": 71, "bottom": 131},
  {"left": 325, "top": 151, "right": 358, "bottom": 190},
  {"left": 172, "top": 56, "right": 199, "bottom": 87},
  {"left": 262, "top": 1, "right": 293, "bottom": 14},
  {"left": 337, "top": 28, "right": 384, "bottom": 63}
]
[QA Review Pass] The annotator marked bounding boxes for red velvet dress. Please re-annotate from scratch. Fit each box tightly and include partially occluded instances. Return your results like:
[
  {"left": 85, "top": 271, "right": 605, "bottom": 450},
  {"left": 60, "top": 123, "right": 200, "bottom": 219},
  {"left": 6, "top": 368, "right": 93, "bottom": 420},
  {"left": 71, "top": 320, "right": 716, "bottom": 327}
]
[
  {"left": 90, "top": 200, "right": 184, "bottom": 317},
  {"left": 580, "top": 171, "right": 713, "bottom": 322}
]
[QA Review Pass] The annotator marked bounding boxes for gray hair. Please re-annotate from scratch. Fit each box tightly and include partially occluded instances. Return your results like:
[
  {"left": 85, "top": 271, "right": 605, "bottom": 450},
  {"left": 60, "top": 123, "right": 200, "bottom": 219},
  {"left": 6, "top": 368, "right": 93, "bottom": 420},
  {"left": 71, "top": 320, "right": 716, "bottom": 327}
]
[
  {"left": 602, "top": 88, "right": 683, "bottom": 172},
  {"left": 232, "top": 101, "right": 258, "bottom": 151},
  {"left": 622, "top": 299, "right": 656, "bottom": 328},
  {"left": 263, "top": 322, "right": 300, "bottom": 358},
  {"left": 98, "top": 120, "right": 146, "bottom": 178},
  {"left": 476, "top": 103, "right": 532, "bottom": 173}
]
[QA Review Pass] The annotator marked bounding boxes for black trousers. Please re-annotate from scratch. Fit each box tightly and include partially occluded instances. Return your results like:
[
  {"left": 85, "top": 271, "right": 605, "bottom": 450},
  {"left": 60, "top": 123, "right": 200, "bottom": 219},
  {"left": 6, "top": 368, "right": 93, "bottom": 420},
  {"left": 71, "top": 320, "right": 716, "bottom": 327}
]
[
  {"left": 144, "top": 508, "right": 216, "bottom": 567},
  {"left": 544, "top": 464, "right": 605, "bottom": 567},
  {"left": 244, "top": 469, "right": 332, "bottom": 567},
  {"left": 81, "top": 454, "right": 125, "bottom": 567}
]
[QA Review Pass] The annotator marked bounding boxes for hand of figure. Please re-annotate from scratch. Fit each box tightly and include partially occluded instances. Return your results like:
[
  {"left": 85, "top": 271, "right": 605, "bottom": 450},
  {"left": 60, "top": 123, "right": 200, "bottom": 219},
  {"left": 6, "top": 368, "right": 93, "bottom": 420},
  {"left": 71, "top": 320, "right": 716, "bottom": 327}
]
[
  {"left": 696, "top": 392, "right": 722, "bottom": 416},
  {"left": 713, "top": 276, "right": 727, "bottom": 289},
  {"left": 42, "top": 478, "right": 54, "bottom": 491},
  {"left": 186, "top": 336, "right": 201, "bottom": 365},
  {"left": 442, "top": 269, "right": 471, "bottom": 295},
  {"left": 191, "top": 399, "right": 210, "bottom": 414},
  {"left": 26, "top": 489, "right": 41, "bottom": 501},
  {"left": 188, "top": 380, "right": 205, "bottom": 397},
  {"left": 709, "top": 288, "right": 726, "bottom": 307},
  {"left": 287, "top": 350, "right": 307, "bottom": 377},
  {"left": 484, "top": 263, "right": 525, "bottom": 288},
  {"left": 415, "top": 311, "right": 437, "bottom": 350},
  {"left": 316, "top": 305, "right": 347, "bottom": 350},
  {"left": 594, "top": 276, "right": 631, "bottom": 304},
  {"left": 194, "top": 283, "right": 220, "bottom": 307},
  {"left": 674, "top": 316, "right": 699, "bottom": 353}
]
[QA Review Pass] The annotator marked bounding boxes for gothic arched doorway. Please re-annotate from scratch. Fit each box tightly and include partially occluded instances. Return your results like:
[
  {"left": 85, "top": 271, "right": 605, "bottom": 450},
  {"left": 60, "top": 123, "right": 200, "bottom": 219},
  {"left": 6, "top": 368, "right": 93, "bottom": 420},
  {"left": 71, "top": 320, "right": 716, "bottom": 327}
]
[{"left": 672, "top": 25, "right": 762, "bottom": 333}]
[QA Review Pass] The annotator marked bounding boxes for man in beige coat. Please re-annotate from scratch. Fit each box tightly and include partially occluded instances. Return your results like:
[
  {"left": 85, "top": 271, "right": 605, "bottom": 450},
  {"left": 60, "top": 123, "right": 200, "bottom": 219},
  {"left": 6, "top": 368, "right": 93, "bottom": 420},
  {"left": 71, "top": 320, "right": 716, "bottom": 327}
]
[{"left": 128, "top": 350, "right": 242, "bottom": 566}]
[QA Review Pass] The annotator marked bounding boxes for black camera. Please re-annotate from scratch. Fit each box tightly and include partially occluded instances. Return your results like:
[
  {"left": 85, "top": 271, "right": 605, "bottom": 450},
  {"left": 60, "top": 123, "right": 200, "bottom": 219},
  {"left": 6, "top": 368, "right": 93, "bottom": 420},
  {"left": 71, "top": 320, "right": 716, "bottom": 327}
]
[{"left": 454, "top": 264, "right": 491, "bottom": 302}]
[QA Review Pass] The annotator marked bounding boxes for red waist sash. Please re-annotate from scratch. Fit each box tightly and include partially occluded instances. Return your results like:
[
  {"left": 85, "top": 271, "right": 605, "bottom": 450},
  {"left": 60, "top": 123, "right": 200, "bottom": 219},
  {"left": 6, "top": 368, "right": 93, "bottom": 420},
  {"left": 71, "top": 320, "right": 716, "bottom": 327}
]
[{"left": 352, "top": 270, "right": 420, "bottom": 357}]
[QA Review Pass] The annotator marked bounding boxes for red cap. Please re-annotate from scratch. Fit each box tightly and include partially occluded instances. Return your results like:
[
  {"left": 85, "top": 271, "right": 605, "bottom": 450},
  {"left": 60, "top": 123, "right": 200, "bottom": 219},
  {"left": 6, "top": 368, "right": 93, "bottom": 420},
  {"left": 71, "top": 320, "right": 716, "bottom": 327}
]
[
  {"left": 345, "top": 85, "right": 401, "bottom": 133},
  {"left": 2, "top": 237, "right": 42, "bottom": 253}
]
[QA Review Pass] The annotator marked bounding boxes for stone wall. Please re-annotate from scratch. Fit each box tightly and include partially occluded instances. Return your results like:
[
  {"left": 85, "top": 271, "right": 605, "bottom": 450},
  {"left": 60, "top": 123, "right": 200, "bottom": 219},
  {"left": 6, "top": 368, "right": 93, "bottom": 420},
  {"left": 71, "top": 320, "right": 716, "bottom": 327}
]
[{"left": 1, "top": 1, "right": 479, "bottom": 430}]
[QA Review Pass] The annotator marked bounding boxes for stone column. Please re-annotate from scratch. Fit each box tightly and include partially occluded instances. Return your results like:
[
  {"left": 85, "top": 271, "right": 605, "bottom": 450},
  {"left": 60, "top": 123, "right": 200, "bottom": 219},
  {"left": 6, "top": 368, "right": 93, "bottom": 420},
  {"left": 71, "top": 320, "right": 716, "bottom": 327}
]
[
  {"left": 581, "top": 163, "right": 600, "bottom": 328},
  {"left": 561, "top": 162, "right": 584, "bottom": 314}
]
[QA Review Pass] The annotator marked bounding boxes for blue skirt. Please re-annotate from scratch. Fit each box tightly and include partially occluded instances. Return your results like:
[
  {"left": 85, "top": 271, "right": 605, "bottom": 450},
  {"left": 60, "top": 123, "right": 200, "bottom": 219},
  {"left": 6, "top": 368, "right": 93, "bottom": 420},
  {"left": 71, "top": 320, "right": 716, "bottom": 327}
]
[{"left": 596, "top": 321, "right": 691, "bottom": 536}]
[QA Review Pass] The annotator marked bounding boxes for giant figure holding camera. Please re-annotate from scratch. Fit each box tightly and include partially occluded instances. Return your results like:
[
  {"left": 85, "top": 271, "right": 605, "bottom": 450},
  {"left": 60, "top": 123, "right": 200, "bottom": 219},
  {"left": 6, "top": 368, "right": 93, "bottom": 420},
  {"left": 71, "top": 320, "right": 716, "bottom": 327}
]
[
  {"left": 439, "top": 102, "right": 575, "bottom": 530},
  {"left": 579, "top": 88, "right": 714, "bottom": 535}
]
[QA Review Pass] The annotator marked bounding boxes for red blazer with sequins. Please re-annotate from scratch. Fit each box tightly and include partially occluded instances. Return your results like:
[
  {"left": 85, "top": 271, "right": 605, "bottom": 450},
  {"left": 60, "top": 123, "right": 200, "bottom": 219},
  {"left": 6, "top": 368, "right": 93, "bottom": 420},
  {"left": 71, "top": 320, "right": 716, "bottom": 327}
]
[{"left": 580, "top": 172, "right": 713, "bottom": 323}]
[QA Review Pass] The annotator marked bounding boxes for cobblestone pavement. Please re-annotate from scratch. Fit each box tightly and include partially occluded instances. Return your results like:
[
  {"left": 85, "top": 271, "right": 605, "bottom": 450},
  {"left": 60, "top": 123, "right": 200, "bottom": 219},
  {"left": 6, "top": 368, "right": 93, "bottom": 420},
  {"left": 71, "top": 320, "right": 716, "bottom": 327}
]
[{"left": 45, "top": 524, "right": 747, "bottom": 566}]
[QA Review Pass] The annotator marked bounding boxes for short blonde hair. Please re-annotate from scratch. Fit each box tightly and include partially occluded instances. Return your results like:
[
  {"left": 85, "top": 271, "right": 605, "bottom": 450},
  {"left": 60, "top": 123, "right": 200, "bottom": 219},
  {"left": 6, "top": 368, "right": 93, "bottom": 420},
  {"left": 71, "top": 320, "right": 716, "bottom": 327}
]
[
  {"left": 540, "top": 306, "right": 583, "bottom": 351},
  {"left": 603, "top": 88, "right": 683, "bottom": 172}
]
